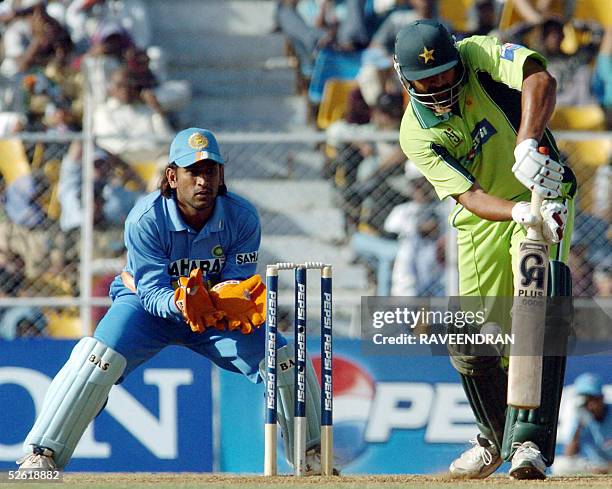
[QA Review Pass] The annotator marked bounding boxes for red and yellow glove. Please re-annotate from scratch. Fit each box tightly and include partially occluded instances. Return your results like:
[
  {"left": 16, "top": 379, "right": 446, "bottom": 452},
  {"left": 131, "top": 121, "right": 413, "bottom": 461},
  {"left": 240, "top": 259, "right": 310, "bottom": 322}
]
[
  {"left": 174, "top": 268, "right": 225, "bottom": 333},
  {"left": 210, "top": 275, "right": 266, "bottom": 334}
]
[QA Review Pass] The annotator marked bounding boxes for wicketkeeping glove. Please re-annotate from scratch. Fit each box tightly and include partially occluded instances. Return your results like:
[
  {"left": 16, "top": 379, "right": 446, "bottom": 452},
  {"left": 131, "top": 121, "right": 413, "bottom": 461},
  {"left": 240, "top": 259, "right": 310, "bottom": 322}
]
[
  {"left": 210, "top": 275, "right": 266, "bottom": 334},
  {"left": 174, "top": 268, "right": 225, "bottom": 333},
  {"left": 512, "top": 200, "right": 568, "bottom": 244},
  {"left": 512, "top": 139, "right": 564, "bottom": 198}
]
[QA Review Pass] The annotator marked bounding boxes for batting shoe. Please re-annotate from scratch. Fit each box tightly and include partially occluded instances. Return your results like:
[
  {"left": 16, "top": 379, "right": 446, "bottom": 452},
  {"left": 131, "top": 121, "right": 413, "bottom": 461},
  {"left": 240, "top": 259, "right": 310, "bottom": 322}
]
[
  {"left": 449, "top": 434, "right": 502, "bottom": 479},
  {"left": 302, "top": 447, "right": 341, "bottom": 476},
  {"left": 509, "top": 441, "right": 547, "bottom": 480},
  {"left": 16, "top": 447, "right": 57, "bottom": 471}
]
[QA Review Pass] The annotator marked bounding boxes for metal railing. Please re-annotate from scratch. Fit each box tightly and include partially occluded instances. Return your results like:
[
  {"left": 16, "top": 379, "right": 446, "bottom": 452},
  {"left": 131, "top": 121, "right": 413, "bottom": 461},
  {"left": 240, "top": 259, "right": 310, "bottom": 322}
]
[{"left": 0, "top": 128, "right": 609, "bottom": 338}]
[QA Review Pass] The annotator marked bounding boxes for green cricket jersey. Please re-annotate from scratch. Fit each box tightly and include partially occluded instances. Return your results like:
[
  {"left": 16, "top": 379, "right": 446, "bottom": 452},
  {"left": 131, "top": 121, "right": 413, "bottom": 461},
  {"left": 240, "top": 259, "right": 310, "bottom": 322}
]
[
  {"left": 399, "top": 35, "right": 577, "bottom": 300},
  {"left": 399, "top": 35, "right": 558, "bottom": 205}
]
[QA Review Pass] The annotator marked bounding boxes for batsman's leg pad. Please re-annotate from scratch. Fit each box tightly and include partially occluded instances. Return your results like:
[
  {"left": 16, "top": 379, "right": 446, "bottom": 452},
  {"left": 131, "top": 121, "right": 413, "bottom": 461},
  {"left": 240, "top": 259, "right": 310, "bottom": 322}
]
[
  {"left": 450, "top": 354, "right": 507, "bottom": 450},
  {"left": 502, "top": 261, "right": 572, "bottom": 465},
  {"left": 259, "top": 344, "right": 321, "bottom": 466},
  {"left": 24, "top": 337, "right": 126, "bottom": 468}
]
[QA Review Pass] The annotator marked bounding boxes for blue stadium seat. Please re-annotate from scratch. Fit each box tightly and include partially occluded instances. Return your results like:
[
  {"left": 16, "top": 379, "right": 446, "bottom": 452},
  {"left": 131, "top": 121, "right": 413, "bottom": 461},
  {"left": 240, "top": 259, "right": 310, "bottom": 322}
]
[{"left": 308, "top": 48, "right": 364, "bottom": 104}]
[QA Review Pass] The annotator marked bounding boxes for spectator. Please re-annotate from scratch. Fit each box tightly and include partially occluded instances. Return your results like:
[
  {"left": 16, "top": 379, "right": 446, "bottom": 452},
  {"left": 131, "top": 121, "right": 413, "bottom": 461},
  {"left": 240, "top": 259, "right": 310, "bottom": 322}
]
[
  {"left": 384, "top": 162, "right": 445, "bottom": 296},
  {"left": 58, "top": 140, "right": 145, "bottom": 261},
  {"left": 0, "top": 306, "right": 48, "bottom": 339},
  {"left": 338, "top": 92, "right": 407, "bottom": 234},
  {"left": 58, "top": 140, "right": 145, "bottom": 231},
  {"left": 370, "top": 0, "right": 436, "bottom": 56},
  {"left": 593, "top": 258, "right": 612, "bottom": 298},
  {"left": 569, "top": 244, "right": 595, "bottom": 297},
  {"left": 505, "top": 17, "right": 602, "bottom": 107},
  {"left": 275, "top": 0, "right": 371, "bottom": 78},
  {"left": 357, "top": 0, "right": 437, "bottom": 106},
  {"left": 511, "top": 0, "right": 573, "bottom": 24},
  {"left": 554, "top": 373, "right": 611, "bottom": 474},
  {"left": 457, "top": 0, "right": 499, "bottom": 39},
  {"left": 65, "top": 0, "right": 151, "bottom": 53},
  {"left": 592, "top": 161, "right": 611, "bottom": 222},
  {"left": 0, "top": 0, "right": 39, "bottom": 77},
  {"left": 92, "top": 65, "right": 173, "bottom": 167},
  {"left": 0, "top": 1, "right": 71, "bottom": 77},
  {"left": 0, "top": 168, "right": 68, "bottom": 288},
  {"left": 82, "top": 20, "right": 191, "bottom": 119},
  {"left": 15, "top": 1, "right": 72, "bottom": 75},
  {"left": 592, "top": 26, "right": 612, "bottom": 129}
]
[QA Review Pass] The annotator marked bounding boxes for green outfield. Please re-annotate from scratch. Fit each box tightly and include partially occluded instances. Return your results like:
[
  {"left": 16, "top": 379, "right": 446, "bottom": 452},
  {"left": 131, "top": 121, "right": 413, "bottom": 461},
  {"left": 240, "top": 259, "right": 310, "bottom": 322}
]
[{"left": 2, "top": 474, "right": 611, "bottom": 489}]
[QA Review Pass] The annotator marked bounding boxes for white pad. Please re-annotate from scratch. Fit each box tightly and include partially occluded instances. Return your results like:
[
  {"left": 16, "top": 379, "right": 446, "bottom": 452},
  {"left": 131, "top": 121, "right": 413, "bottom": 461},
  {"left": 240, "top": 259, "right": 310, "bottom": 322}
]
[
  {"left": 259, "top": 344, "right": 321, "bottom": 466},
  {"left": 24, "top": 337, "right": 126, "bottom": 468}
]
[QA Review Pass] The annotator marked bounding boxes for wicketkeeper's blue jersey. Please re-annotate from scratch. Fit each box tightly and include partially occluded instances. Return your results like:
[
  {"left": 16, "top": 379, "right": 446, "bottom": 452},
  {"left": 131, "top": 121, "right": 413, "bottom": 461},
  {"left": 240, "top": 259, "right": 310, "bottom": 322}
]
[{"left": 109, "top": 190, "right": 261, "bottom": 323}]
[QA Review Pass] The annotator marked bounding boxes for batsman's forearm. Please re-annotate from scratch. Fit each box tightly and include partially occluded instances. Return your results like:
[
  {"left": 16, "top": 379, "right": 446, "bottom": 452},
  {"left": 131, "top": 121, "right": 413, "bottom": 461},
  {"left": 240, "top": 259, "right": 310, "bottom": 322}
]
[
  {"left": 455, "top": 185, "right": 515, "bottom": 221},
  {"left": 516, "top": 69, "right": 557, "bottom": 144}
]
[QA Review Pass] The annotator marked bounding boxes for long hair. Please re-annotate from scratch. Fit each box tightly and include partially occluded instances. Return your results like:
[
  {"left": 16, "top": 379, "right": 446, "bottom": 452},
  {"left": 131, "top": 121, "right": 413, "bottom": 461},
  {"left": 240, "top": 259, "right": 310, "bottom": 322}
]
[
  {"left": 159, "top": 163, "right": 177, "bottom": 198},
  {"left": 159, "top": 163, "right": 228, "bottom": 198}
]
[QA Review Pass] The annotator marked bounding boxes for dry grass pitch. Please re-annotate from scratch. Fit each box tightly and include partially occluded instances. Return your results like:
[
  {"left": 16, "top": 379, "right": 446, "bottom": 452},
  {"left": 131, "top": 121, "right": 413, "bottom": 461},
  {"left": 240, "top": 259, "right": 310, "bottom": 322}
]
[{"left": 2, "top": 473, "right": 610, "bottom": 489}]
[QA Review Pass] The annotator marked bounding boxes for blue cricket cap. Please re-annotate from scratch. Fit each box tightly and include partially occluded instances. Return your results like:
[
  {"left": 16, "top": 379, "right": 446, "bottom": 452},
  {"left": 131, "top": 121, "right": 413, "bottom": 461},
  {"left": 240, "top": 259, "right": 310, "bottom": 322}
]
[
  {"left": 574, "top": 373, "right": 603, "bottom": 397},
  {"left": 169, "top": 127, "right": 224, "bottom": 167}
]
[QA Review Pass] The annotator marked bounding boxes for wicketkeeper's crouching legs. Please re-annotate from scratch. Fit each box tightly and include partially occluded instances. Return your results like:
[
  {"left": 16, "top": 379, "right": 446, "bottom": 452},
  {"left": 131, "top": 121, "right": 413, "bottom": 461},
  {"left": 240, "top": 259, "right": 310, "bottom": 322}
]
[
  {"left": 21, "top": 337, "right": 126, "bottom": 469},
  {"left": 258, "top": 344, "right": 322, "bottom": 468}
]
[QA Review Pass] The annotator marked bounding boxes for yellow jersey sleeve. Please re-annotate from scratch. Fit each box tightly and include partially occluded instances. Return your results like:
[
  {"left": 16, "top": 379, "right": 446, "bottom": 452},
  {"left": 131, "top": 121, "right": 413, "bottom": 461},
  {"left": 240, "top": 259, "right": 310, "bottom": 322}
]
[{"left": 457, "top": 35, "right": 547, "bottom": 91}]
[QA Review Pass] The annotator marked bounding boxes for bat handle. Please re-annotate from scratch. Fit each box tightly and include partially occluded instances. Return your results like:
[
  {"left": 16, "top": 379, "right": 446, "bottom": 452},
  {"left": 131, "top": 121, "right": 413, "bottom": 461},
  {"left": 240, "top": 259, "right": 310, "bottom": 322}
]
[{"left": 527, "top": 147, "right": 549, "bottom": 240}]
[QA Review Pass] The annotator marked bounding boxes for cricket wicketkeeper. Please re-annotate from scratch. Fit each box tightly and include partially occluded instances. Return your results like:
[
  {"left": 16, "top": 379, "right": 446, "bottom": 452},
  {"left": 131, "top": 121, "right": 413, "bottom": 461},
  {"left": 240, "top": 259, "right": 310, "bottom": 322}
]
[
  {"left": 17, "top": 128, "right": 327, "bottom": 474},
  {"left": 394, "top": 20, "right": 576, "bottom": 479}
]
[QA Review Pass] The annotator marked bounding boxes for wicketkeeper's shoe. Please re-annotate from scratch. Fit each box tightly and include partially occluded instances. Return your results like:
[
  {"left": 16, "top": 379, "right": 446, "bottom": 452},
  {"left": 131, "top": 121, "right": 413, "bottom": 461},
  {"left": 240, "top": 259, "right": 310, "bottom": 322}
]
[
  {"left": 302, "top": 447, "right": 341, "bottom": 476},
  {"left": 449, "top": 434, "right": 502, "bottom": 479},
  {"left": 16, "top": 447, "right": 57, "bottom": 471},
  {"left": 509, "top": 441, "right": 546, "bottom": 480}
]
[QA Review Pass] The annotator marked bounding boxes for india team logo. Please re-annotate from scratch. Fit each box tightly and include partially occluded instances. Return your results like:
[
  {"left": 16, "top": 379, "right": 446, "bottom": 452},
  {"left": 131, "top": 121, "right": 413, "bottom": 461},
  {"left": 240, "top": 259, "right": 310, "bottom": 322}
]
[
  {"left": 188, "top": 132, "right": 209, "bottom": 149},
  {"left": 312, "top": 355, "right": 376, "bottom": 465}
]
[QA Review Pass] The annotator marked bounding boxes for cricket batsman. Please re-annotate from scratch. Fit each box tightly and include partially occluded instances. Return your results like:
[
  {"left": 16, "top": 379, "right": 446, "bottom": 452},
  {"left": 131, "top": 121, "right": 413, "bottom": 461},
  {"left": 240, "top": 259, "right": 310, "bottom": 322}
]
[
  {"left": 394, "top": 21, "right": 576, "bottom": 479},
  {"left": 16, "top": 128, "right": 327, "bottom": 474}
]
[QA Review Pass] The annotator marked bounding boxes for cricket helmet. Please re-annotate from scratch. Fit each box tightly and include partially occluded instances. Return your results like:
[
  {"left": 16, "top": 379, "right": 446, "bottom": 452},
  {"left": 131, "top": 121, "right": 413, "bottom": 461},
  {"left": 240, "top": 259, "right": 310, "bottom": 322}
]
[{"left": 394, "top": 20, "right": 465, "bottom": 112}]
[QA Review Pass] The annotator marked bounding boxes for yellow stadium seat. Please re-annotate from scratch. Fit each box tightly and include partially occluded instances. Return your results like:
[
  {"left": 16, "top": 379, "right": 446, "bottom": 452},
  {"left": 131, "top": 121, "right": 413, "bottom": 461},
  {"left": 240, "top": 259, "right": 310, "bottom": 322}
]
[
  {"left": 549, "top": 105, "right": 606, "bottom": 131},
  {"left": 499, "top": 0, "right": 566, "bottom": 30},
  {"left": 317, "top": 79, "right": 357, "bottom": 130},
  {"left": 45, "top": 310, "right": 82, "bottom": 338},
  {"left": 132, "top": 160, "right": 160, "bottom": 191},
  {"left": 574, "top": 0, "right": 612, "bottom": 27},
  {"left": 0, "top": 138, "right": 30, "bottom": 184},
  {"left": 500, "top": 0, "right": 611, "bottom": 29},
  {"left": 550, "top": 105, "right": 611, "bottom": 213},
  {"left": 439, "top": 0, "right": 474, "bottom": 32}
]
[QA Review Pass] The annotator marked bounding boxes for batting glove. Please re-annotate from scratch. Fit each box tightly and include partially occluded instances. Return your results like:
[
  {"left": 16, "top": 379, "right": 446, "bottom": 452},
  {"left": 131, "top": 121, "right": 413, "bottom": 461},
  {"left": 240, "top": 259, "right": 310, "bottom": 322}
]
[
  {"left": 511, "top": 201, "right": 539, "bottom": 227},
  {"left": 512, "top": 200, "right": 568, "bottom": 244},
  {"left": 540, "top": 200, "right": 568, "bottom": 244},
  {"left": 512, "top": 139, "right": 564, "bottom": 198}
]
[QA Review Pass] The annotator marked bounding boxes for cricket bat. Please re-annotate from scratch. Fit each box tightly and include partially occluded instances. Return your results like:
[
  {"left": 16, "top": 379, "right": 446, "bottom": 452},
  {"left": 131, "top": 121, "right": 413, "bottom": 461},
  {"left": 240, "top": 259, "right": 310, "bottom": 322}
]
[{"left": 507, "top": 147, "right": 550, "bottom": 409}]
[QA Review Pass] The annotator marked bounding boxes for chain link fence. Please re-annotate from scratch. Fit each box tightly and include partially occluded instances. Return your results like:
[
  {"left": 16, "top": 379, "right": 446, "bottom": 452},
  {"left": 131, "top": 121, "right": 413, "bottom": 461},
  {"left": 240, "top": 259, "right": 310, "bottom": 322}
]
[{"left": 0, "top": 130, "right": 609, "bottom": 340}]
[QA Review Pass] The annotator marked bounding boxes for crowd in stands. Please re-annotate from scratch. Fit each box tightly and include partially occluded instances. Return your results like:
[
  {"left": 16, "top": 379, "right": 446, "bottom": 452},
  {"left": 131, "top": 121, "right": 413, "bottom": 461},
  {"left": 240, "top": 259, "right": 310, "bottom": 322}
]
[
  {"left": 275, "top": 0, "right": 611, "bottom": 298},
  {"left": 0, "top": 0, "right": 191, "bottom": 338},
  {"left": 0, "top": 0, "right": 610, "bottom": 338}
]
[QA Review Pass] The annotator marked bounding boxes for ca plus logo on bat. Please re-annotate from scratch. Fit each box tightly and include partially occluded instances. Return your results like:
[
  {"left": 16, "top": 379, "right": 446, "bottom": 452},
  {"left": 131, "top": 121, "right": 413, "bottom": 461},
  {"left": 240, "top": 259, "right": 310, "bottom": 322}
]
[{"left": 519, "top": 250, "right": 546, "bottom": 294}]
